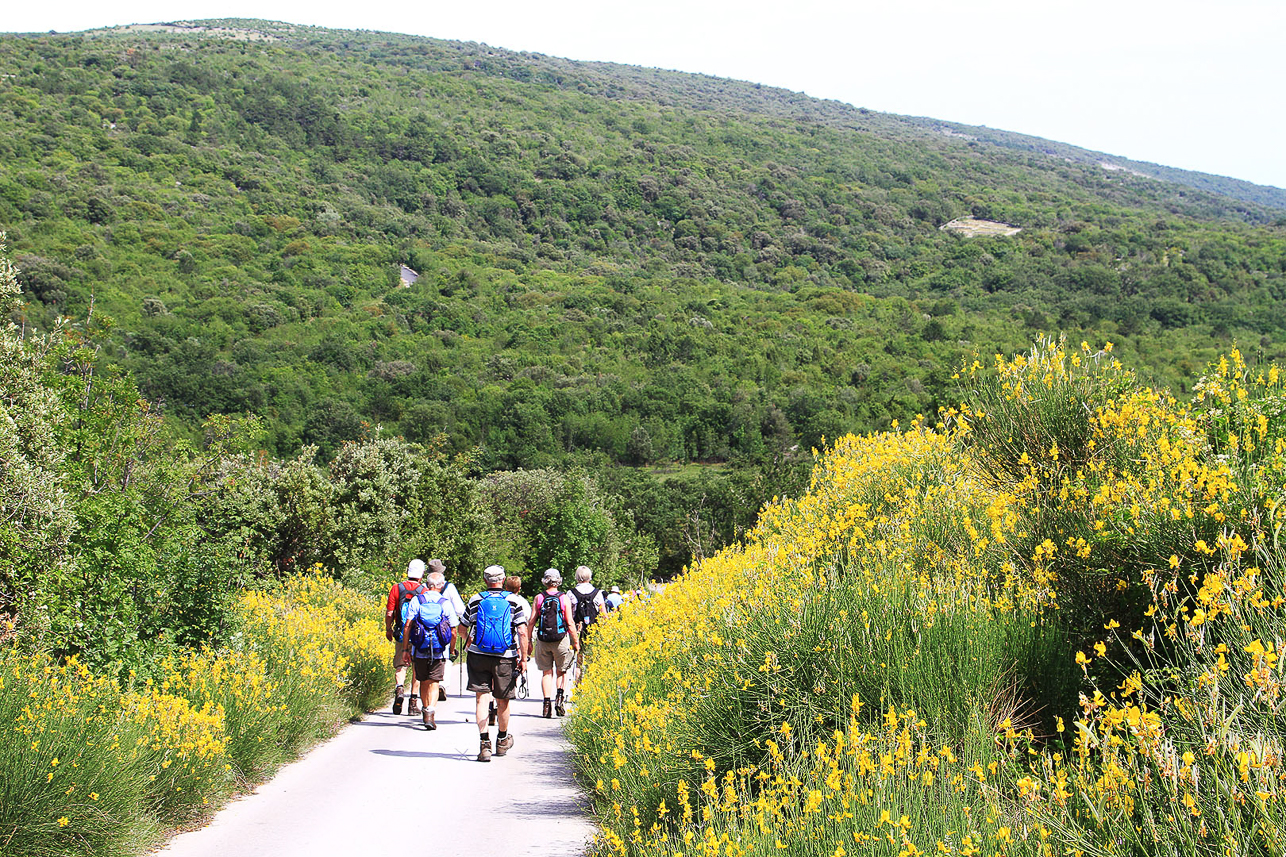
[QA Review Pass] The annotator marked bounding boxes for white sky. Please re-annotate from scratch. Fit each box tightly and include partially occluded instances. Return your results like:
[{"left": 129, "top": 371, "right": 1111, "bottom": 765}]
[{"left": 10, "top": 0, "right": 1286, "bottom": 190}]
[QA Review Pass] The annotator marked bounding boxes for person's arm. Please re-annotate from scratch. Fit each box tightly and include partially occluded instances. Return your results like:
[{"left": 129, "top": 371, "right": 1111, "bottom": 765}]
[
  {"left": 458, "top": 598, "right": 474, "bottom": 653},
  {"left": 400, "top": 614, "right": 414, "bottom": 661},
  {"left": 514, "top": 597, "right": 530, "bottom": 664},
  {"left": 385, "top": 586, "right": 397, "bottom": 641},
  {"left": 527, "top": 594, "right": 541, "bottom": 658},
  {"left": 563, "top": 595, "right": 580, "bottom": 650}
]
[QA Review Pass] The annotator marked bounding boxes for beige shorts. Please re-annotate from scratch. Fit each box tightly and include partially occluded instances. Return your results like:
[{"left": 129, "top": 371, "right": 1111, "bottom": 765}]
[
  {"left": 393, "top": 642, "right": 410, "bottom": 670},
  {"left": 533, "top": 636, "right": 575, "bottom": 673}
]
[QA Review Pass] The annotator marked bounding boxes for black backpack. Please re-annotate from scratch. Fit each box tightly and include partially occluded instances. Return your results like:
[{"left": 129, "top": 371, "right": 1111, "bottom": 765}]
[
  {"left": 536, "top": 591, "right": 567, "bottom": 643},
  {"left": 571, "top": 587, "right": 601, "bottom": 627}
]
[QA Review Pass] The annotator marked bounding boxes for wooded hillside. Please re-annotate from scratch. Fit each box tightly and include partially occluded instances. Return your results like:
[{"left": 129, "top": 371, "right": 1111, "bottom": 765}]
[{"left": 3, "top": 19, "right": 1285, "bottom": 573}]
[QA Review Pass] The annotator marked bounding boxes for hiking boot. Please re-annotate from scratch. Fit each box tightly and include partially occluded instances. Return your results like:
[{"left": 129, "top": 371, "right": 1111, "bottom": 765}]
[
  {"left": 542, "top": 699, "right": 553, "bottom": 719},
  {"left": 407, "top": 696, "right": 420, "bottom": 716},
  {"left": 488, "top": 701, "right": 497, "bottom": 726},
  {"left": 555, "top": 698, "right": 566, "bottom": 717},
  {"left": 495, "top": 734, "right": 514, "bottom": 757},
  {"left": 422, "top": 709, "right": 436, "bottom": 731},
  {"left": 392, "top": 685, "right": 404, "bottom": 715},
  {"left": 438, "top": 686, "right": 448, "bottom": 702},
  {"left": 477, "top": 740, "right": 492, "bottom": 763}
]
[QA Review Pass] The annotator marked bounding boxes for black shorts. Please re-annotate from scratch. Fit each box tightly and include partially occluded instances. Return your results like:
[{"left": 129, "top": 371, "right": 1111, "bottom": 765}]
[
  {"left": 412, "top": 656, "right": 446, "bottom": 683},
  {"left": 466, "top": 652, "right": 518, "bottom": 699}
]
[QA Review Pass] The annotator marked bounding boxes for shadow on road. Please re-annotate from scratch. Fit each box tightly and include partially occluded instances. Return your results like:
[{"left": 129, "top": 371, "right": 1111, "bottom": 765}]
[{"left": 369, "top": 748, "right": 475, "bottom": 761}]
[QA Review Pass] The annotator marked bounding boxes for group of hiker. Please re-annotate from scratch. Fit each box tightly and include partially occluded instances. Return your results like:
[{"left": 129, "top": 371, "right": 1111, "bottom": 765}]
[{"left": 383, "top": 558, "right": 621, "bottom": 762}]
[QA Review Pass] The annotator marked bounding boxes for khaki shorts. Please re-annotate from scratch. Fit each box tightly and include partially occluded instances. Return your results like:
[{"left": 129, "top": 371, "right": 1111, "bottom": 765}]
[
  {"left": 393, "top": 642, "right": 410, "bottom": 670},
  {"left": 533, "top": 636, "right": 575, "bottom": 673},
  {"left": 466, "top": 653, "right": 518, "bottom": 699}
]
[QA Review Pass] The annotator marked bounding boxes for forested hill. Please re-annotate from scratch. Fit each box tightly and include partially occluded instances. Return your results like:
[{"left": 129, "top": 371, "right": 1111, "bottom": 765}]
[{"left": 3, "top": 19, "right": 1286, "bottom": 571}]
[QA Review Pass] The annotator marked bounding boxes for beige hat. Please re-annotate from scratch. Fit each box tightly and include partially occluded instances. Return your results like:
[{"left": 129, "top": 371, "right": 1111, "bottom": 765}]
[
  {"left": 483, "top": 564, "right": 505, "bottom": 585},
  {"left": 428, "top": 558, "right": 446, "bottom": 573}
]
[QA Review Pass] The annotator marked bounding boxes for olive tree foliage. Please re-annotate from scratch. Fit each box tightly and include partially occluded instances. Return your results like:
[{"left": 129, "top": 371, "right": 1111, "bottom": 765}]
[
  {"left": 0, "top": 237, "right": 74, "bottom": 634},
  {"left": 201, "top": 434, "right": 487, "bottom": 588},
  {"left": 479, "top": 468, "right": 657, "bottom": 595}
]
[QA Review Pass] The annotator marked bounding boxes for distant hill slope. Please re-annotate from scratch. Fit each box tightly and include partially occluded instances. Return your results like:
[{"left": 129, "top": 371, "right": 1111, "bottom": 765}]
[
  {"left": 907, "top": 117, "right": 1286, "bottom": 212},
  {"left": 1, "top": 18, "right": 1285, "bottom": 477}
]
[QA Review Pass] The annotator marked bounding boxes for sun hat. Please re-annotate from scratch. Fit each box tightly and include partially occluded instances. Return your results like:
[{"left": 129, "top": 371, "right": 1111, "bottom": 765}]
[
  {"left": 407, "top": 559, "right": 426, "bottom": 579},
  {"left": 610, "top": 585, "right": 621, "bottom": 594},
  {"left": 483, "top": 564, "right": 505, "bottom": 584},
  {"left": 428, "top": 558, "right": 446, "bottom": 573}
]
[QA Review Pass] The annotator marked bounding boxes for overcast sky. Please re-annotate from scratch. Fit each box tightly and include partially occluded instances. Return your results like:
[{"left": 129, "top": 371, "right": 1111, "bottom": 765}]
[{"left": 10, "top": 0, "right": 1286, "bottom": 189}]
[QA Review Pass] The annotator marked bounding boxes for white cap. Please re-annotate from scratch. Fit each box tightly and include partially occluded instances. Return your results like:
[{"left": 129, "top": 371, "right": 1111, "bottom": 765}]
[{"left": 407, "top": 559, "right": 426, "bottom": 579}]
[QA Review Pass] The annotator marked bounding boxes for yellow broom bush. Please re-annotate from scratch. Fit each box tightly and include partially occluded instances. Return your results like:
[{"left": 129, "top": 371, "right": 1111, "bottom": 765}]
[
  {"left": 570, "top": 340, "right": 1286, "bottom": 857},
  {"left": 0, "top": 570, "right": 390, "bottom": 857}
]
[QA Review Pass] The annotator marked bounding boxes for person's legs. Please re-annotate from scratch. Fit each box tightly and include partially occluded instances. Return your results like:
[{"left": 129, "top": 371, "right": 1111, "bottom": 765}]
[
  {"left": 541, "top": 669, "right": 555, "bottom": 698},
  {"left": 555, "top": 637, "right": 573, "bottom": 715},
  {"left": 534, "top": 639, "right": 554, "bottom": 717},
  {"left": 493, "top": 657, "right": 517, "bottom": 756},
  {"left": 392, "top": 646, "right": 408, "bottom": 713},
  {"left": 466, "top": 653, "right": 495, "bottom": 760}
]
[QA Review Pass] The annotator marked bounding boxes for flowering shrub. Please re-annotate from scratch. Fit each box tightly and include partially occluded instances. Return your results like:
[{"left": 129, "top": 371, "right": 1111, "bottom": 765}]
[
  {"left": 570, "top": 341, "right": 1286, "bottom": 856},
  {"left": 0, "top": 571, "right": 389, "bottom": 857}
]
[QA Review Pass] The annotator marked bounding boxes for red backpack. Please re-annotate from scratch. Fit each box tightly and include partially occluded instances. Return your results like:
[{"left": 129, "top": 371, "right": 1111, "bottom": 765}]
[{"left": 391, "top": 581, "right": 426, "bottom": 639}]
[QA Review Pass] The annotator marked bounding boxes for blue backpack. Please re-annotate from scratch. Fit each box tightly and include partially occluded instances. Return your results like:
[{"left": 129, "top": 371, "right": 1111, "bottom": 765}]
[
  {"left": 407, "top": 597, "right": 453, "bottom": 657},
  {"left": 473, "top": 591, "right": 514, "bottom": 655}
]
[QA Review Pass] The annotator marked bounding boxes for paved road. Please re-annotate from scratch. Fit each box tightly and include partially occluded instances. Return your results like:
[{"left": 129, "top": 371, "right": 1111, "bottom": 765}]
[{"left": 155, "top": 661, "right": 594, "bottom": 857}]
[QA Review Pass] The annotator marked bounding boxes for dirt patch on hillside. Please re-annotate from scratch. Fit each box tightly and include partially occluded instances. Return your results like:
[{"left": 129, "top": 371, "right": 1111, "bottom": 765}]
[{"left": 940, "top": 217, "right": 1021, "bottom": 237}]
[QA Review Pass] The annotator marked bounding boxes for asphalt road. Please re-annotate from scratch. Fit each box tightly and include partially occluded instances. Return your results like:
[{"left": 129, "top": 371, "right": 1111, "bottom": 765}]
[{"left": 154, "top": 660, "right": 594, "bottom": 857}]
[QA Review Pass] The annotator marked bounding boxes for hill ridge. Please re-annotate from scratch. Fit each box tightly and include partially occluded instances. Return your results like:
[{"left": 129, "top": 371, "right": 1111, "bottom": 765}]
[{"left": 44, "top": 16, "right": 1286, "bottom": 212}]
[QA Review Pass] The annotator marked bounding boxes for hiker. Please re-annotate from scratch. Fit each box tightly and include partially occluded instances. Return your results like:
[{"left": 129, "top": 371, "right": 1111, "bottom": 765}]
[
  {"left": 503, "top": 574, "right": 531, "bottom": 618},
  {"left": 480, "top": 575, "right": 533, "bottom": 726},
  {"left": 385, "top": 559, "right": 428, "bottom": 715},
  {"left": 429, "top": 558, "right": 468, "bottom": 688},
  {"left": 400, "top": 570, "right": 459, "bottom": 730},
  {"left": 604, "top": 585, "right": 624, "bottom": 613},
  {"left": 430, "top": 558, "right": 467, "bottom": 618},
  {"left": 569, "top": 565, "right": 606, "bottom": 675},
  {"left": 570, "top": 565, "right": 605, "bottom": 634},
  {"left": 461, "top": 565, "right": 529, "bottom": 762},
  {"left": 528, "top": 569, "right": 579, "bottom": 718}
]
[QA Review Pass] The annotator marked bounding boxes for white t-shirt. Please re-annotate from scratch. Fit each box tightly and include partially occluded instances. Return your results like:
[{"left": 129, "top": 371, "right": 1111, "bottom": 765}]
[
  {"left": 571, "top": 582, "right": 606, "bottom": 624},
  {"left": 441, "top": 581, "right": 467, "bottom": 618}
]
